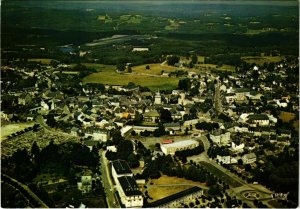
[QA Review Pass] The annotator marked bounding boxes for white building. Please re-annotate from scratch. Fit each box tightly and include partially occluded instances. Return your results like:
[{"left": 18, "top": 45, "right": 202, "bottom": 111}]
[
  {"left": 247, "top": 114, "right": 270, "bottom": 127},
  {"left": 117, "top": 176, "right": 143, "bottom": 208},
  {"left": 111, "top": 160, "right": 143, "bottom": 208},
  {"left": 242, "top": 153, "right": 257, "bottom": 164},
  {"left": 210, "top": 132, "right": 230, "bottom": 146},
  {"left": 230, "top": 142, "right": 245, "bottom": 153},
  {"left": 132, "top": 47, "right": 149, "bottom": 52},
  {"left": 235, "top": 88, "right": 251, "bottom": 101},
  {"left": 84, "top": 128, "right": 111, "bottom": 141},
  {"left": 217, "top": 155, "right": 238, "bottom": 164},
  {"left": 154, "top": 92, "right": 162, "bottom": 105},
  {"left": 160, "top": 140, "right": 199, "bottom": 155},
  {"left": 121, "top": 126, "right": 133, "bottom": 137}
]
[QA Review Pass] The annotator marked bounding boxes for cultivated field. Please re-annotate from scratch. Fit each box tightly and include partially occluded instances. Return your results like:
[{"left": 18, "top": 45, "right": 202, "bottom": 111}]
[{"left": 241, "top": 56, "right": 283, "bottom": 65}]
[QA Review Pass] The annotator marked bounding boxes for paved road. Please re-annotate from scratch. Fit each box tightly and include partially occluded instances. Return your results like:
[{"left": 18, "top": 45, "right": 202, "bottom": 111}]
[
  {"left": 99, "top": 150, "right": 120, "bottom": 208},
  {"left": 188, "top": 136, "right": 276, "bottom": 208},
  {"left": 2, "top": 174, "right": 48, "bottom": 208}
]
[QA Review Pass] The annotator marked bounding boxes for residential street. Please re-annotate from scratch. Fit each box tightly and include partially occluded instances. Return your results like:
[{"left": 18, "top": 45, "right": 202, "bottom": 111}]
[
  {"left": 188, "top": 136, "right": 276, "bottom": 208},
  {"left": 99, "top": 150, "right": 120, "bottom": 208}
]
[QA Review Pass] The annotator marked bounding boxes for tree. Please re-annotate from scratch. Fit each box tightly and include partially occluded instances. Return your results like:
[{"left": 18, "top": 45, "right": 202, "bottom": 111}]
[
  {"left": 117, "top": 140, "right": 133, "bottom": 160},
  {"left": 178, "top": 78, "right": 191, "bottom": 91},
  {"left": 127, "top": 66, "right": 132, "bottom": 73},
  {"left": 111, "top": 129, "right": 124, "bottom": 145},
  {"left": 153, "top": 123, "right": 166, "bottom": 137},
  {"left": 208, "top": 185, "right": 222, "bottom": 196},
  {"left": 45, "top": 114, "right": 57, "bottom": 127},
  {"left": 191, "top": 54, "right": 198, "bottom": 64},
  {"left": 127, "top": 153, "right": 139, "bottom": 168},
  {"left": 167, "top": 55, "right": 180, "bottom": 66},
  {"left": 116, "top": 63, "right": 126, "bottom": 72},
  {"left": 184, "top": 127, "right": 189, "bottom": 135},
  {"left": 238, "top": 159, "right": 243, "bottom": 165},
  {"left": 160, "top": 109, "right": 172, "bottom": 123},
  {"left": 31, "top": 141, "right": 40, "bottom": 158}
]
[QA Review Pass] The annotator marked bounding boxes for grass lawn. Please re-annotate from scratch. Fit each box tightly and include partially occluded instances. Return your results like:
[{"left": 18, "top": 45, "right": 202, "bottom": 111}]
[
  {"left": 241, "top": 56, "right": 283, "bottom": 65},
  {"left": 147, "top": 185, "right": 192, "bottom": 201},
  {"left": 197, "top": 56, "right": 205, "bottom": 63},
  {"left": 198, "top": 63, "right": 235, "bottom": 71},
  {"left": 150, "top": 175, "right": 207, "bottom": 187},
  {"left": 1, "top": 122, "right": 34, "bottom": 141},
  {"left": 132, "top": 63, "right": 179, "bottom": 75},
  {"left": 83, "top": 71, "right": 179, "bottom": 90},
  {"left": 28, "top": 58, "right": 53, "bottom": 64},
  {"left": 81, "top": 63, "right": 116, "bottom": 72},
  {"left": 147, "top": 175, "right": 207, "bottom": 202}
]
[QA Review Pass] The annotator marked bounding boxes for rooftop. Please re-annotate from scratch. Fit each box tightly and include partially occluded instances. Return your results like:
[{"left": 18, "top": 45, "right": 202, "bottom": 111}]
[
  {"left": 118, "top": 176, "right": 142, "bottom": 196},
  {"left": 248, "top": 114, "right": 269, "bottom": 121},
  {"left": 112, "top": 159, "right": 132, "bottom": 175},
  {"left": 235, "top": 88, "right": 251, "bottom": 93},
  {"left": 161, "top": 139, "right": 199, "bottom": 149}
]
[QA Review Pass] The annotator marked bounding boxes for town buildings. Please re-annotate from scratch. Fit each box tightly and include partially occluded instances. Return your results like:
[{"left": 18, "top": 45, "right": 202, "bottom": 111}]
[{"left": 160, "top": 139, "right": 199, "bottom": 155}]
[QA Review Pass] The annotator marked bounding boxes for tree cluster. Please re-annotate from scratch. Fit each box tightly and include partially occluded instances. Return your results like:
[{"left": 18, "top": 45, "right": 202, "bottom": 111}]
[
  {"left": 166, "top": 55, "right": 180, "bottom": 66},
  {"left": 195, "top": 122, "right": 219, "bottom": 131},
  {"left": 175, "top": 145, "right": 204, "bottom": 161}
]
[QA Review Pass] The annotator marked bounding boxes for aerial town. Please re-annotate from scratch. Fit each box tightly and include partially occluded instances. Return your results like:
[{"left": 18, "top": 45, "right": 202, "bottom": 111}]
[
  {"left": 1, "top": 0, "right": 299, "bottom": 208},
  {"left": 1, "top": 52, "right": 299, "bottom": 208}
]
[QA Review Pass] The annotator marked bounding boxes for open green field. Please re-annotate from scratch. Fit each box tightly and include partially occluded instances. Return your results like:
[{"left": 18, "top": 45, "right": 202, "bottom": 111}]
[
  {"left": 241, "top": 56, "right": 283, "bottom": 65},
  {"left": 197, "top": 56, "right": 205, "bottom": 63},
  {"left": 132, "top": 63, "right": 180, "bottom": 75},
  {"left": 83, "top": 71, "right": 179, "bottom": 90},
  {"left": 198, "top": 63, "right": 235, "bottom": 72},
  {"left": 28, "top": 58, "right": 53, "bottom": 64},
  {"left": 81, "top": 63, "right": 115, "bottom": 72}
]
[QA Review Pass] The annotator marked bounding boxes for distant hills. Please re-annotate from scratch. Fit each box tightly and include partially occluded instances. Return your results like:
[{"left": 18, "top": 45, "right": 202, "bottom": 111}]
[{"left": 4, "top": 0, "right": 298, "bottom": 1}]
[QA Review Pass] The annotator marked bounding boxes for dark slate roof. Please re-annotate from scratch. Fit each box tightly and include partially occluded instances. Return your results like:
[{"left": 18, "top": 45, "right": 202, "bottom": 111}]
[
  {"left": 112, "top": 159, "right": 132, "bottom": 175},
  {"left": 118, "top": 176, "right": 142, "bottom": 196},
  {"left": 235, "top": 88, "right": 250, "bottom": 93},
  {"left": 248, "top": 114, "right": 269, "bottom": 121},
  {"left": 144, "top": 186, "right": 202, "bottom": 208},
  {"left": 163, "top": 122, "right": 180, "bottom": 128},
  {"left": 84, "top": 140, "right": 99, "bottom": 147}
]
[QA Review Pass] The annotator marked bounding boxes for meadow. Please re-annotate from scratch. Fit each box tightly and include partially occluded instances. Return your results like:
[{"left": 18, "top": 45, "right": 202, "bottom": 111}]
[
  {"left": 81, "top": 63, "right": 179, "bottom": 90},
  {"left": 241, "top": 56, "right": 283, "bottom": 65},
  {"left": 132, "top": 63, "right": 179, "bottom": 75}
]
